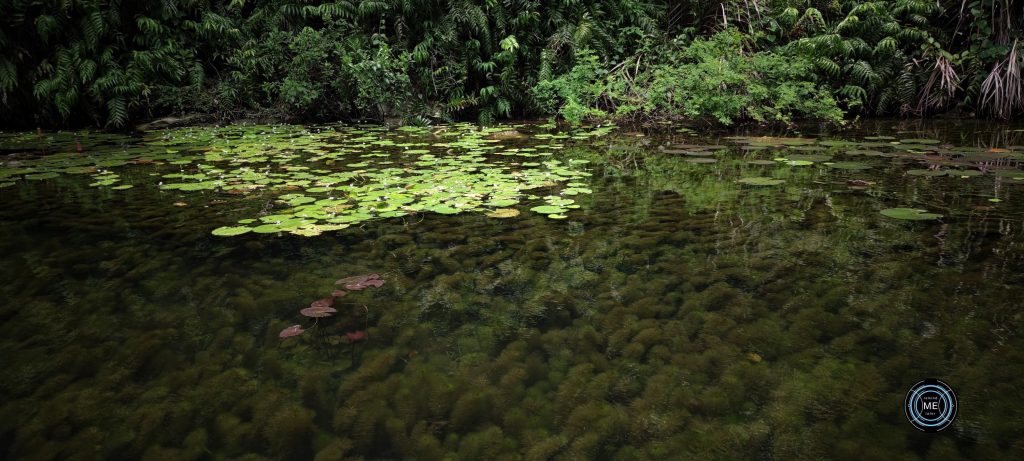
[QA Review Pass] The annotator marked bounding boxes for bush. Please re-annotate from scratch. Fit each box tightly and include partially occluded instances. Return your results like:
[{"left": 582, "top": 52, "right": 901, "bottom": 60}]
[
  {"left": 532, "top": 50, "right": 609, "bottom": 125},
  {"left": 164, "top": 26, "right": 414, "bottom": 122},
  {"left": 534, "top": 30, "right": 844, "bottom": 126}
]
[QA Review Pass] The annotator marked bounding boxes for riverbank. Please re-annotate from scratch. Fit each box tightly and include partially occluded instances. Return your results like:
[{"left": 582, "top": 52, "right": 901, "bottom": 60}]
[{"left": 2, "top": 2, "right": 1020, "bottom": 130}]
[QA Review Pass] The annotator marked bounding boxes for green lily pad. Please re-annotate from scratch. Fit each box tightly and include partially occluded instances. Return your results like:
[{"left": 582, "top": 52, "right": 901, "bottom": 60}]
[
  {"left": 486, "top": 198, "right": 519, "bottom": 207},
  {"left": 879, "top": 208, "right": 942, "bottom": 221},
  {"left": 211, "top": 226, "right": 253, "bottom": 236},
  {"left": 252, "top": 224, "right": 289, "bottom": 233},
  {"left": 530, "top": 205, "right": 568, "bottom": 214},
  {"left": 289, "top": 226, "right": 324, "bottom": 237},
  {"left": 429, "top": 205, "right": 461, "bottom": 215}
]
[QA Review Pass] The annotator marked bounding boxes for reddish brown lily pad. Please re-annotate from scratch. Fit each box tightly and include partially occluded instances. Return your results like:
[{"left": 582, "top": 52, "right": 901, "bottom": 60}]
[
  {"left": 335, "top": 273, "right": 384, "bottom": 291},
  {"left": 310, "top": 297, "right": 334, "bottom": 308},
  {"left": 300, "top": 306, "right": 338, "bottom": 318},
  {"left": 279, "top": 325, "right": 305, "bottom": 338},
  {"left": 345, "top": 330, "right": 367, "bottom": 342},
  {"left": 331, "top": 290, "right": 347, "bottom": 298}
]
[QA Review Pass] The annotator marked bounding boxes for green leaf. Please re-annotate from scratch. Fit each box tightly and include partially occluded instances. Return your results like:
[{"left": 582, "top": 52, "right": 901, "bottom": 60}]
[{"left": 212, "top": 226, "right": 253, "bottom": 236}]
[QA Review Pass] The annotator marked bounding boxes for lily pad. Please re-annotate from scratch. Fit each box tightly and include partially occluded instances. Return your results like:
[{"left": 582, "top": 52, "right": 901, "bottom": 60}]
[
  {"left": 300, "top": 305, "right": 338, "bottom": 318},
  {"left": 429, "top": 205, "right": 462, "bottom": 215},
  {"left": 279, "top": 325, "right": 305, "bottom": 338},
  {"left": 251, "top": 223, "right": 290, "bottom": 234},
  {"left": 879, "top": 208, "right": 942, "bottom": 221},
  {"left": 211, "top": 226, "right": 253, "bottom": 236},
  {"left": 310, "top": 297, "right": 334, "bottom": 308},
  {"left": 487, "top": 208, "right": 520, "bottom": 218},
  {"left": 530, "top": 205, "right": 568, "bottom": 214},
  {"left": 336, "top": 273, "right": 384, "bottom": 290},
  {"left": 783, "top": 154, "right": 832, "bottom": 162}
]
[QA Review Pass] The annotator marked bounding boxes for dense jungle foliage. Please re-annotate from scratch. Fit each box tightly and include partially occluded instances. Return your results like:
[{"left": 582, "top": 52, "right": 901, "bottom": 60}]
[{"left": 1, "top": 0, "right": 1022, "bottom": 128}]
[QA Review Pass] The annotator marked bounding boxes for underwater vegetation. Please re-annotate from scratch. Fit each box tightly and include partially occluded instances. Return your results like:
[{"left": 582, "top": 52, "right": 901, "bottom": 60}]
[
  {"left": 279, "top": 273, "right": 383, "bottom": 362},
  {"left": 2, "top": 120, "right": 1024, "bottom": 460}
]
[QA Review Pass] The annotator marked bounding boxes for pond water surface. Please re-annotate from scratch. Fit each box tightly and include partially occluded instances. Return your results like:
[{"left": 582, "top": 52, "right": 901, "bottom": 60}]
[{"left": 2, "top": 120, "right": 1024, "bottom": 460}]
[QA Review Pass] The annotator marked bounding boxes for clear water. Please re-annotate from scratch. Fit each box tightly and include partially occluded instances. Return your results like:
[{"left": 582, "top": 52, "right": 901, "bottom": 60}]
[{"left": 2, "top": 120, "right": 1024, "bottom": 460}]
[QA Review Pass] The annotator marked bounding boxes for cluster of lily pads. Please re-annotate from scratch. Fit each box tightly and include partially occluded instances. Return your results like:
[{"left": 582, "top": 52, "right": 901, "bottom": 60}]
[
  {"left": 1, "top": 123, "right": 609, "bottom": 235},
  {"left": 5, "top": 126, "right": 1021, "bottom": 224},
  {"left": 279, "top": 273, "right": 384, "bottom": 340},
  {"left": 649, "top": 134, "right": 1024, "bottom": 220}
]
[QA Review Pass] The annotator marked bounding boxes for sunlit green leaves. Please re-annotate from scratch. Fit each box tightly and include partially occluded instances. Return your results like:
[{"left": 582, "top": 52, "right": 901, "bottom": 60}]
[
  {"left": 211, "top": 226, "right": 253, "bottom": 236},
  {"left": 1, "top": 123, "right": 602, "bottom": 237}
]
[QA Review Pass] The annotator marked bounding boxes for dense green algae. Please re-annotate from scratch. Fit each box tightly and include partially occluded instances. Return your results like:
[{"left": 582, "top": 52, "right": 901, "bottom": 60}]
[{"left": 2, "top": 120, "right": 1024, "bottom": 460}]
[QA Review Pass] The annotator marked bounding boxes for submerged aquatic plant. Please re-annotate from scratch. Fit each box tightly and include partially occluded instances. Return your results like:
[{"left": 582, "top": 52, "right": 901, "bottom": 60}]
[{"left": 345, "top": 330, "right": 368, "bottom": 363}]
